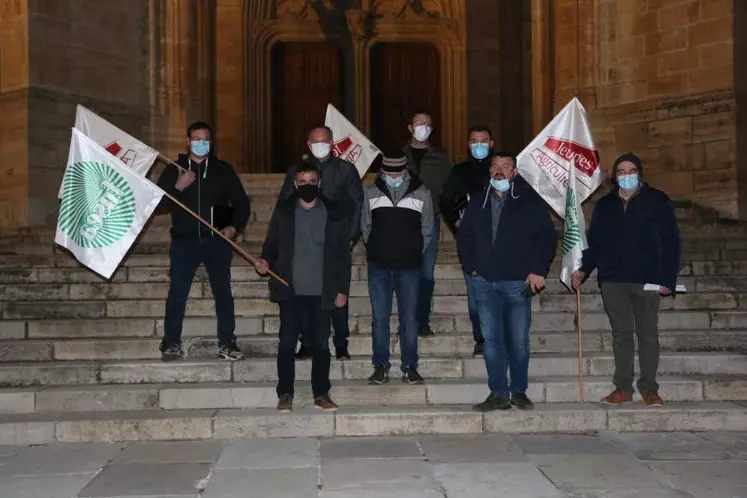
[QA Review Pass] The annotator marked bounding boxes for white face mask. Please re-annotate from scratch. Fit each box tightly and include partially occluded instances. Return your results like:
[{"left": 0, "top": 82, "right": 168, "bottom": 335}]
[
  {"left": 310, "top": 142, "right": 331, "bottom": 160},
  {"left": 412, "top": 125, "right": 432, "bottom": 143}
]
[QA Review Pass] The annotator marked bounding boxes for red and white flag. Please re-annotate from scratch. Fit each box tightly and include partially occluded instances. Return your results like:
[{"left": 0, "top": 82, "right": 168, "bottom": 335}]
[
  {"left": 516, "top": 98, "right": 602, "bottom": 217},
  {"left": 325, "top": 104, "right": 381, "bottom": 178}
]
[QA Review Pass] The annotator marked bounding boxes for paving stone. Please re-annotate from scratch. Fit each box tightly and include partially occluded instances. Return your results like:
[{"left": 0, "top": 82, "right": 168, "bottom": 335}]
[
  {"left": 27, "top": 319, "right": 156, "bottom": 339},
  {"left": 204, "top": 467, "right": 318, "bottom": 498},
  {"left": 0, "top": 341, "right": 52, "bottom": 362},
  {"left": 100, "top": 361, "right": 231, "bottom": 384},
  {"left": 0, "top": 419, "right": 55, "bottom": 444},
  {"left": 335, "top": 406, "right": 482, "bottom": 436},
  {"left": 213, "top": 408, "right": 334, "bottom": 439},
  {"left": 53, "top": 339, "right": 161, "bottom": 360},
  {"left": 511, "top": 434, "right": 621, "bottom": 455},
  {"left": 0, "top": 389, "right": 36, "bottom": 414},
  {"left": 322, "top": 458, "right": 439, "bottom": 492},
  {"left": 233, "top": 359, "right": 344, "bottom": 382},
  {"left": 0, "top": 442, "right": 123, "bottom": 476},
  {"left": 115, "top": 440, "right": 222, "bottom": 464},
  {"left": 0, "top": 473, "right": 95, "bottom": 498},
  {"left": 36, "top": 385, "right": 160, "bottom": 412},
  {"left": 647, "top": 462, "right": 747, "bottom": 498},
  {"left": 217, "top": 438, "right": 318, "bottom": 469},
  {"left": 703, "top": 377, "right": 747, "bottom": 400},
  {"left": 433, "top": 462, "right": 564, "bottom": 498},
  {"left": 697, "top": 431, "right": 747, "bottom": 459},
  {"left": 602, "top": 432, "right": 733, "bottom": 461},
  {"left": 159, "top": 384, "right": 276, "bottom": 410},
  {"left": 155, "top": 317, "right": 264, "bottom": 337},
  {"left": 321, "top": 437, "right": 421, "bottom": 460},
  {"left": 418, "top": 434, "right": 526, "bottom": 463},
  {"left": 0, "top": 321, "right": 25, "bottom": 340},
  {"left": 320, "top": 492, "right": 445, "bottom": 498},
  {"left": 606, "top": 402, "right": 747, "bottom": 432},
  {"left": 78, "top": 462, "right": 211, "bottom": 497},
  {"left": 589, "top": 353, "right": 747, "bottom": 376},
  {"left": 483, "top": 404, "right": 608, "bottom": 434}
]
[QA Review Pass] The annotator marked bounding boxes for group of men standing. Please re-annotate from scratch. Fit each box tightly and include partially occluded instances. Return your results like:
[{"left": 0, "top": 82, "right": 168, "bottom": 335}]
[{"left": 155, "top": 115, "right": 681, "bottom": 414}]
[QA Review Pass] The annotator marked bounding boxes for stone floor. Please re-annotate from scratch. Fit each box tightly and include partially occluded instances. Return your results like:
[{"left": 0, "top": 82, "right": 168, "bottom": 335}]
[{"left": 0, "top": 432, "right": 745, "bottom": 498}]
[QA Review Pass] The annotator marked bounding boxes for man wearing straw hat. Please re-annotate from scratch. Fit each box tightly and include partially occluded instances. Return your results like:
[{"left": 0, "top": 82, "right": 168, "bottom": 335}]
[{"left": 156, "top": 121, "right": 250, "bottom": 362}]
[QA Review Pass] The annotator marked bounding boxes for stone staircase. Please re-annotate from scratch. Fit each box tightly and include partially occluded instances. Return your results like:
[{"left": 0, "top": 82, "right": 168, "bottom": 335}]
[{"left": 0, "top": 174, "right": 745, "bottom": 444}]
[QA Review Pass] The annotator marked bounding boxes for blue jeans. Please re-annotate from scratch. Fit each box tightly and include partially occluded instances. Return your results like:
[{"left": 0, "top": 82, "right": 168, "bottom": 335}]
[
  {"left": 416, "top": 218, "right": 440, "bottom": 330},
  {"left": 368, "top": 263, "right": 420, "bottom": 371},
  {"left": 464, "top": 273, "right": 484, "bottom": 344},
  {"left": 472, "top": 276, "right": 531, "bottom": 396}
]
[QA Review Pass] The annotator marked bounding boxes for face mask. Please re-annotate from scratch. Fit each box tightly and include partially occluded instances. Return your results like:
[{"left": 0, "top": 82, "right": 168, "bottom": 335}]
[
  {"left": 490, "top": 178, "right": 510, "bottom": 192},
  {"left": 470, "top": 143, "right": 490, "bottom": 160},
  {"left": 296, "top": 184, "right": 320, "bottom": 203},
  {"left": 384, "top": 174, "right": 404, "bottom": 189},
  {"left": 190, "top": 139, "right": 210, "bottom": 157},
  {"left": 618, "top": 174, "right": 639, "bottom": 191},
  {"left": 412, "top": 125, "right": 432, "bottom": 143},
  {"left": 310, "top": 142, "right": 331, "bottom": 160}
]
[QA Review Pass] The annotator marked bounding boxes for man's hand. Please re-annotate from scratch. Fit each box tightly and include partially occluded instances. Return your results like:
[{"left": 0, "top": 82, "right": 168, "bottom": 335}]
[
  {"left": 220, "top": 226, "right": 237, "bottom": 240},
  {"left": 659, "top": 286, "right": 672, "bottom": 296},
  {"left": 335, "top": 293, "right": 348, "bottom": 308},
  {"left": 525, "top": 273, "right": 546, "bottom": 294},
  {"left": 571, "top": 270, "right": 587, "bottom": 290},
  {"left": 175, "top": 170, "right": 196, "bottom": 191},
  {"left": 254, "top": 258, "right": 270, "bottom": 276}
]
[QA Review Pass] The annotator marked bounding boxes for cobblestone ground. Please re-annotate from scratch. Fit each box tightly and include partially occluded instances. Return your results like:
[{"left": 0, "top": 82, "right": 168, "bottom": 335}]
[{"left": 0, "top": 432, "right": 745, "bottom": 497}]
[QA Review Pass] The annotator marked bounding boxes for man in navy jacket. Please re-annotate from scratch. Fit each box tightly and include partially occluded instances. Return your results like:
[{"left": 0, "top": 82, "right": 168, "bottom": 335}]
[
  {"left": 572, "top": 153, "right": 681, "bottom": 407},
  {"left": 457, "top": 153, "right": 557, "bottom": 412}
]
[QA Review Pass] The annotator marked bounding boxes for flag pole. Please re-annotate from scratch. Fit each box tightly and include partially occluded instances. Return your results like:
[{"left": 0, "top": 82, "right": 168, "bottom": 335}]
[
  {"left": 158, "top": 154, "right": 188, "bottom": 173},
  {"left": 575, "top": 286, "right": 585, "bottom": 402},
  {"left": 160, "top": 190, "right": 288, "bottom": 287}
]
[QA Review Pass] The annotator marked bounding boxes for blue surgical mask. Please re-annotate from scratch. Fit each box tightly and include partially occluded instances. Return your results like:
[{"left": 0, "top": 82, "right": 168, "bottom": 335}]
[
  {"left": 618, "top": 174, "right": 639, "bottom": 191},
  {"left": 490, "top": 178, "right": 510, "bottom": 192},
  {"left": 384, "top": 174, "right": 404, "bottom": 189},
  {"left": 190, "top": 139, "right": 210, "bottom": 157},
  {"left": 470, "top": 143, "right": 490, "bottom": 160}
]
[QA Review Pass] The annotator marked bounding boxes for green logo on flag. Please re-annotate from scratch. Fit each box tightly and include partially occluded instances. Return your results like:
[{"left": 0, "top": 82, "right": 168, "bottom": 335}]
[
  {"left": 562, "top": 184, "right": 580, "bottom": 256},
  {"left": 58, "top": 161, "right": 136, "bottom": 248}
]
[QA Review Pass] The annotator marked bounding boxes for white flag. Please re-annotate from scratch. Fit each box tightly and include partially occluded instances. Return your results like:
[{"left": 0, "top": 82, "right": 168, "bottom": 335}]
[
  {"left": 517, "top": 98, "right": 602, "bottom": 217},
  {"left": 325, "top": 104, "right": 381, "bottom": 178},
  {"left": 559, "top": 156, "right": 588, "bottom": 292},
  {"left": 55, "top": 129, "right": 165, "bottom": 279}
]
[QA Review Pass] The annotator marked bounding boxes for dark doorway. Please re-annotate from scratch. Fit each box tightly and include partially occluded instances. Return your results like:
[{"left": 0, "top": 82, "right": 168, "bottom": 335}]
[
  {"left": 271, "top": 42, "right": 344, "bottom": 172},
  {"left": 370, "top": 42, "right": 441, "bottom": 154}
]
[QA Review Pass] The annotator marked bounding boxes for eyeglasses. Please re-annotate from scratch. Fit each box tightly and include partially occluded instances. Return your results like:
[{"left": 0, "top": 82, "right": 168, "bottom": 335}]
[{"left": 412, "top": 122, "right": 432, "bottom": 127}]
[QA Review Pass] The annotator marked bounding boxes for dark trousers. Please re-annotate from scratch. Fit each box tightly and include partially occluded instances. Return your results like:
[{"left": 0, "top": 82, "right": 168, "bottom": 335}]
[
  {"left": 278, "top": 296, "right": 332, "bottom": 398},
  {"left": 464, "top": 272, "right": 484, "bottom": 344},
  {"left": 416, "top": 218, "right": 440, "bottom": 330},
  {"left": 299, "top": 304, "right": 350, "bottom": 349},
  {"left": 600, "top": 282, "right": 661, "bottom": 394},
  {"left": 163, "top": 238, "right": 235, "bottom": 348}
]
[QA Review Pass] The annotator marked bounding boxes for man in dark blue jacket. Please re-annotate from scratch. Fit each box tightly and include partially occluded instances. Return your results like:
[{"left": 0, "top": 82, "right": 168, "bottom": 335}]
[
  {"left": 457, "top": 153, "right": 557, "bottom": 412},
  {"left": 572, "top": 153, "right": 681, "bottom": 407}
]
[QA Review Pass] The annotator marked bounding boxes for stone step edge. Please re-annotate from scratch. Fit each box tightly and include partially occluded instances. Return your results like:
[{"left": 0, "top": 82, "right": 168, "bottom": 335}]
[{"left": 2, "top": 402, "right": 746, "bottom": 444}]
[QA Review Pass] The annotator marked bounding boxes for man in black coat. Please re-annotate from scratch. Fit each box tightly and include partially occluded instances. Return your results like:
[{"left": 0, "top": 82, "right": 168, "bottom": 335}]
[{"left": 256, "top": 161, "right": 352, "bottom": 412}]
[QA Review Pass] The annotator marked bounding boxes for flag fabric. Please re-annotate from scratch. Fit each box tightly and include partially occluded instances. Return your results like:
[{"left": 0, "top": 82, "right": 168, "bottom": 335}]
[
  {"left": 559, "top": 156, "right": 588, "bottom": 291},
  {"left": 516, "top": 97, "right": 602, "bottom": 218},
  {"left": 325, "top": 104, "right": 381, "bottom": 178},
  {"left": 55, "top": 128, "right": 165, "bottom": 279}
]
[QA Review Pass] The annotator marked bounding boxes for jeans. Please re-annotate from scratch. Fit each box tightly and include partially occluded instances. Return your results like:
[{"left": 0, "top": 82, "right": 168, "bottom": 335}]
[
  {"left": 472, "top": 276, "right": 531, "bottom": 396},
  {"left": 600, "top": 282, "right": 661, "bottom": 394},
  {"left": 464, "top": 272, "right": 484, "bottom": 344},
  {"left": 416, "top": 218, "right": 440, "bottom": 331},
  {"left": 299, "top": 304, "right": 349, "bottom": 349},
  {"left": 368, "top": 263, "right": 420, "bottom": 372},
  {"left": 277, "top": 296, "right": 332, "bottom": 398},
  {"left": 163, "top": 238, "right": 235, "bottom": 348}
]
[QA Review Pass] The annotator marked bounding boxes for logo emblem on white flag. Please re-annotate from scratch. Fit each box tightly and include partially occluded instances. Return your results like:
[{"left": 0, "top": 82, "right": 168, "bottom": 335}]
[{"left": 325, "top": 104, "right": 381, "bottom": 178}]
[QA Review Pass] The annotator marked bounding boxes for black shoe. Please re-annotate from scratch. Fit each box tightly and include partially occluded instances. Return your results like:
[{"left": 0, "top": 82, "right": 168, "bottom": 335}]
[
  {"left": 217, "top": 341, "right": 245, "bottom": 361},
  {"left": 472, "top": 342, "right": 484, "bottom": 358},
  {"left": 418, "top": 326, "right": 435, "bottom": 338},
  {"left": 402, "top": 367, "right": 424, "bottom": 385},
  {"left": 368, "top": 365, "right": 389, "bottom": 385},
  {"left": 161, "top": 343, "right": 185, "bottom": 362},
  {"left": 473, "top": 393, "right": 511, "bottom": 412},
  {"left": 511, "top": 393, "right": 535, "bottom": 410},
  {"left": 335, "top": 346, "right": 351, "bottom": 360},
  {"left": 295, "top": 344, "right": 312, "bottom": 360}
]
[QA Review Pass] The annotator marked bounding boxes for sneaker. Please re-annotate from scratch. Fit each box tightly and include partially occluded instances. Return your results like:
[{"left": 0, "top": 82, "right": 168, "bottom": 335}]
[
  {"left": 641, "top": 392, "right": 664, "bottom": 407},
  {"left": 217, "top": 341, "right": 245, "bottom": 361},
  {"left": 418, "top": 326, "right": 435, "bottom": 338},
  {"left": 161, "top": 343, "right": 185, "bottom": 362},
  {"left": 402, "top": 367, "right": 424, "bottom": 385},
  {"left": 368, "top": 365, "right": 389, "bottom": 385},
  {"left": 473, "top": 393, "right": 511, "bottom": 412},
  {"left": 295, "top": 344, "right": 312, "bottom": 360},
  {"left": 510, "top": 393, "right": 535, "bottom": 410},
  {"left": 277, "top": 393, "right": 293, "bottom": 412},
  {"left": 601, "top": 389, "right": 634, "bottom": 405},
  {"left": 472, "top": 342, "right": 484, "bottom": 358},
  {"left": 314, "top": 395, "right": 339, "bottom": 412},
  {"left": 335, "top": 346, "right": 351, "bottom": 360}
]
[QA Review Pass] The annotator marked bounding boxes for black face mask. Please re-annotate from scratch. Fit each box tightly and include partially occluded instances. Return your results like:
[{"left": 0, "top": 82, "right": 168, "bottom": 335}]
[{"left": 296, "top": 184, "right": 320, "bottom": 203}]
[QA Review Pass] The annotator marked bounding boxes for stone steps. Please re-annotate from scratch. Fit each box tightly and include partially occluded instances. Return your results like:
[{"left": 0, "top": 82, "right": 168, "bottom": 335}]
[
  {"left": 1, "top": 401, "right": 745, "bottom": 444},
  {"left": 0, "top": 375, "right": 744, "bottom": 415}
]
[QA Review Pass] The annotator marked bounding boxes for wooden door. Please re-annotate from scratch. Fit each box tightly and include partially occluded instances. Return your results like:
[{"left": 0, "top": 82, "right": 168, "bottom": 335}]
[
  {"left": 370, "top": 42, "right": 441, "bottom": 155},
  {"left": 271, "top": 42, "right": 344, "bottom": 172}
]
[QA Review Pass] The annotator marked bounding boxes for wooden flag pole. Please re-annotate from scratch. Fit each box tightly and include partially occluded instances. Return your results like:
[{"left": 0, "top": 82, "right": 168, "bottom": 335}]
[
  {"left": 158, "top": 154, "right": 187, "bottom": 173},
  {"left": 576, "top": 286, "right": 585, "bottom": 402}
]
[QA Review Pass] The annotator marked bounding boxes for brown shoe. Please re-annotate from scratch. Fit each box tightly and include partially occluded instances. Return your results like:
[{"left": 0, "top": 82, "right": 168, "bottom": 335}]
[
  {"left": 601, "top": 389, "right": 633, "bottom": 405},
  {"left": 641, "top": 392, "right": 664, "bottom": 407},
  {"left": 277, "top": 393, "right": 293, "bottom": 412},
  {"left": 314, "top": 395, "right": 339, "bottom": 412}
]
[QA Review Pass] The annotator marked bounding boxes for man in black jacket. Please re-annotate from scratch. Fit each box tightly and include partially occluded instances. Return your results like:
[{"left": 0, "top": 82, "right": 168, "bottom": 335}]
[
  {"left": 276, "top": 125, "right": 363, "bottom": 361},
  {"left": 256, "top": 161, "right": 352, "bottom": 412},
  {"left": 156, "top": 121, "right": 250, "bottom": 362},
  {"left": 572, "top": 153, "right": 681, "bottom": 407},
  {"left": 440, "top": 125, "right": 494, "bottom": 357}
]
